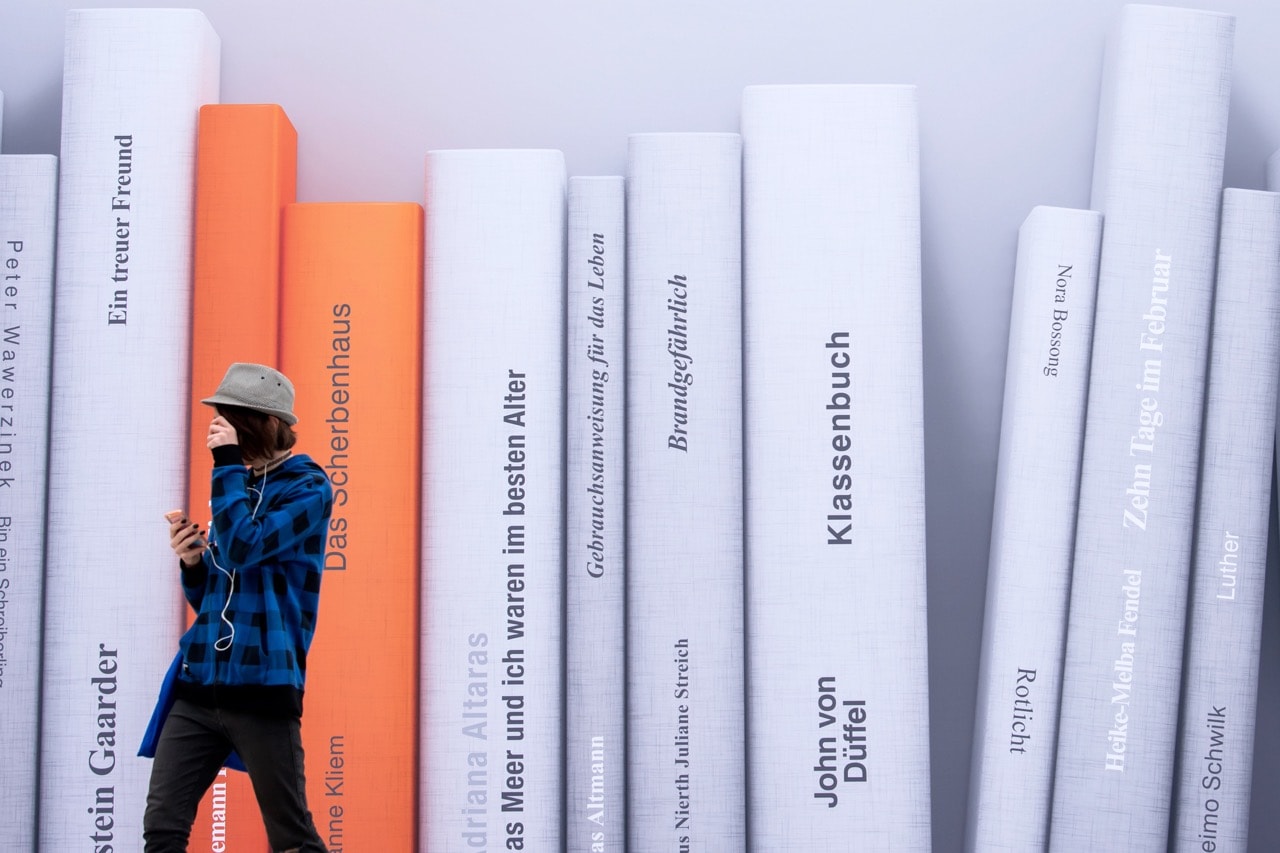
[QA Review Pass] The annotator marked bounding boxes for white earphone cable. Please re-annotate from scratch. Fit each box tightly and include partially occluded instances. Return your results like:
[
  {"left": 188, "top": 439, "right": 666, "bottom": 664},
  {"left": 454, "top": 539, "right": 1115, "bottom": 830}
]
[{"left": 206, "top": 465, "right": 268, "bottom": 652}]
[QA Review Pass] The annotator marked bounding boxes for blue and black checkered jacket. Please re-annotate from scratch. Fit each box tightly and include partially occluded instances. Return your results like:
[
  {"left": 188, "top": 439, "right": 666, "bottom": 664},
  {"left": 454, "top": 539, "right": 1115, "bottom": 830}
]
[{"left": 176, "top": 447, "right": 333, "bottom": 713}]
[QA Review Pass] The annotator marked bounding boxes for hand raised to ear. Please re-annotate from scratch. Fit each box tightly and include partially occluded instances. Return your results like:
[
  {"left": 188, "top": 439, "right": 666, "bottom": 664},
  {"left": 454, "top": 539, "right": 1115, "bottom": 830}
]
[{"left": 207, "top": 415, "right": 238, "bottom": 449}]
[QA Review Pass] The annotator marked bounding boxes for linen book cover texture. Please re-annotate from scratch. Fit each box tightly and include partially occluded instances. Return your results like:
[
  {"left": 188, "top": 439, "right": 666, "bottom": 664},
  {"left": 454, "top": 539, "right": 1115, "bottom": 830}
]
[
  {"left": 282, "top": 202, "right": 424, "bottom": 851},
  {"left": 966, "top": 207, "right": 1102, "bottom": 853},
  {"left": 625, "top": 132, "right": 744, "bottom": 853},
  {"left": 39, "top": 10, "right": 220, "bottom": 850},
  {"left": 740, "top": 84, "right": 929, "bottom": 850},
  {"left": 566, "top": 175, "right": 626, "bottom": 853},
  {"left": 420, "top": 150, "right": 566, "bottom": 852},
  {"left": 0, "top": 154, "right": 57, "bottom": 852},
  {"left": 1170, "top": 189, "right": 1280, "bottom": 853},
  {"left": 1049, "top": 6, "right": 1233, "bottom": 850},
  {"left": 188, "top": 102, "right": 296, "bottom": 852}
]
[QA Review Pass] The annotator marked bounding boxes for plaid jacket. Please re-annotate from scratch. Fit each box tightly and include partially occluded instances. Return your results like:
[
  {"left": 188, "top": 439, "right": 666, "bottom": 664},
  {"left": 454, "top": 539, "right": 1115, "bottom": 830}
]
[{"left": 178, "top": 450, "right": 333, "bottom": 692}]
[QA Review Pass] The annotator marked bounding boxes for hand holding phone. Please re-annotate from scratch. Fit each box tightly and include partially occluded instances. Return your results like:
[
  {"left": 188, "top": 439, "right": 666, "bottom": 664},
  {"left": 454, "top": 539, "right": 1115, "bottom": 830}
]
[{"left": 165, "top": 509, "right": 207, "bottom": 565}]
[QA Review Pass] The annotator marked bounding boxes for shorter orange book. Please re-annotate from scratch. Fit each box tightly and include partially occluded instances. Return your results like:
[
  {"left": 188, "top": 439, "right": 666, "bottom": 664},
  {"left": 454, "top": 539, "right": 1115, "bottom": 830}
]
[{"left": 280, "top": 202, "right": 424, "bottom": 850}]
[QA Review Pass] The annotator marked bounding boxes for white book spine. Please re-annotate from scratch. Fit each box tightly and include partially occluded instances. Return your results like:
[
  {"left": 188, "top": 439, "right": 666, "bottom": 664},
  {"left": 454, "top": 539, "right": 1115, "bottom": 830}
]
[
  {"left": 966, "top": 207, "right": 1102, "bottom": 852},
  {"left": 420, "top": 149, "right": 566, "bottom": 852},
  {"left": 1050, "top": 6, "right": 1233, "bottom": 851},
  {"left": 38, "top": 10, "right": 219, "bottom": 850},
  {"left": 1, "top": 90, "right": 6, "bottom": 148},
  {"left": 625, "top": 132, "right": 743, "bottom": 853},
  {"left": 740, "top": 84, "right": 930, "bottom": 850},
  {"left": 0, "top": 154, "right": 57, "bottom": 852},
  {"left": 566, "top": 175, "right": 626, "bottom": 853},
  {"left": 1170, "top": 189, "right": 1280, "bottom": 853}
]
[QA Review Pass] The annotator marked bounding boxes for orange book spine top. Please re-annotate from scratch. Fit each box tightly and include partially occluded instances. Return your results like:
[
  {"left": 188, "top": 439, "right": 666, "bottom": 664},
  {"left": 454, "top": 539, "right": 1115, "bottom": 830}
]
[
  {"left": 279, "top": 201, "right": 424, "bottom": 850},
  {"left": 187, "top": 103, "right": 297, "bottom": 853}
]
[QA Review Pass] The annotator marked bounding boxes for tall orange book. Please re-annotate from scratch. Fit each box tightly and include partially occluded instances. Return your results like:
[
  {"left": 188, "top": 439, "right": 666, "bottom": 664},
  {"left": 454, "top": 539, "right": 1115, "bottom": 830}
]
[
  {"left": 279, "top": 202, "right": 424, "bottom": 851},
  {"left": 186, "top": 103, "right": 297, "bottom": 853}
]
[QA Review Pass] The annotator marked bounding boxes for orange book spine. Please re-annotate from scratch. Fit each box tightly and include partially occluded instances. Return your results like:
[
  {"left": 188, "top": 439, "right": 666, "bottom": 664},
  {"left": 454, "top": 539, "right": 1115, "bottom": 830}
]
[
  {"left": 279, "top": 202, "right": 424, "bottom": 850},
  {"left": 186, "top": 103, "right": 297, "bottom": 853}
]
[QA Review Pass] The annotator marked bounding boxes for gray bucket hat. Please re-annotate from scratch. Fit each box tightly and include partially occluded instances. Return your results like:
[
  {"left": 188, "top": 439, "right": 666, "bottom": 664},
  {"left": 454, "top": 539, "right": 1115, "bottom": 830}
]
[{"left": 201, "top": 362, "right": 298, "bottom": 425}]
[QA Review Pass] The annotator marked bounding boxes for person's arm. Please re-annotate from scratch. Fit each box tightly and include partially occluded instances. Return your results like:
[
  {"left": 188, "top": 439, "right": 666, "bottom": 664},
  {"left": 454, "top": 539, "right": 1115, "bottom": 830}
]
[
  {"left": 180, "top": 554, "right": 211, "bottom": 609},
  {"left": 209, "top": 460, "right": 333, "bottom": 571},
  {"left": 204, "top": 414, "right": 333, "bottom": 571}
]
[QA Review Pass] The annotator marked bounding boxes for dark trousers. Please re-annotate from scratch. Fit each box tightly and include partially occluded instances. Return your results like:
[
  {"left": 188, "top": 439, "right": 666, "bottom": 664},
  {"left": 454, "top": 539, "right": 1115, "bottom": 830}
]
[{"left": 143, "top": 698, "right": 327, "bottom": 853}]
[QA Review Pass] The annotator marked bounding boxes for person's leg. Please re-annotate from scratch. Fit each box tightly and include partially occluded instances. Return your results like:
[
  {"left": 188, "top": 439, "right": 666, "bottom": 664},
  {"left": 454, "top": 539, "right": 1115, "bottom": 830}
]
[
  {"left": 143, "top": 699, "right": 234, "bottom": 853},
  {"left": 226, "top": 709, "right": 327, "bottom": 853}
]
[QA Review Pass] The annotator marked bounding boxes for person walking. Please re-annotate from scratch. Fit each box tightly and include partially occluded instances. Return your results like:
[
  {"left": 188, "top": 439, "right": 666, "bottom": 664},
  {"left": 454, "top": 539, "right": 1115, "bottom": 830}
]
[{"left": 142, "top": 363, "right": 333, "bottom": 853}]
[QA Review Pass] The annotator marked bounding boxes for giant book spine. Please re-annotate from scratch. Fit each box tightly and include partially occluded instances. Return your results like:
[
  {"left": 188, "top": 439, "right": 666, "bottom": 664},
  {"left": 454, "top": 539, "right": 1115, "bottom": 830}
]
[
  {"left": 188, "top": 102, "right": 297, "bottom": 853},
  {"left": 566, "top": 175, "right": 626, "bottom": 853},
  {"left": 741, "top": 84, "right": 930, "bottom": 850},
  {"left": 965, "top": 207, "right": 1102, "bottom": 852},
  {"left": 0, "top": 154, "right": 57, "bottom": 852},
  {"left": 1169, "top": 189, "right": 1280, "bottom": 853},
  {"left": 1049, "top": 6, "right": 1233, "bottom": 850},
  {"left": 281, "top": 201, "right": 423, "bottom": 851},
  {"left": 626, "top": 132, "right": 743, "bottom": 852},
  {"left": 38, "top": 10, "right": 219, "bottom": 850},
  {"left": 420, "top": 150, "right": 566, "bottom": 852}
]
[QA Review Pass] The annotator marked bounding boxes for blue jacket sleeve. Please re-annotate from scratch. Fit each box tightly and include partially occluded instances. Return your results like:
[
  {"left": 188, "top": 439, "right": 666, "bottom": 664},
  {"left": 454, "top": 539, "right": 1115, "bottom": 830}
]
[
  {"left": 208, "top": 462, "right": 333, "bottom": 573},
  {"left": 180, "top": 556, "right": 210, "bottom": 609}
]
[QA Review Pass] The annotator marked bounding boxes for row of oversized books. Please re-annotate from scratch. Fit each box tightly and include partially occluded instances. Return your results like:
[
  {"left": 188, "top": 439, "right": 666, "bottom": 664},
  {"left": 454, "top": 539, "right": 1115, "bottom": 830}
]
[{"left": 1, "top": 4, "right": 1277, "bottom": 852}]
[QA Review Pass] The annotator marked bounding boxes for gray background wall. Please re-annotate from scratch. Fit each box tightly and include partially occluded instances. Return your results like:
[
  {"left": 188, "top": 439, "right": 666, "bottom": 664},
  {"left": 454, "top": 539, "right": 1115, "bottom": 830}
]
[{"left": 3, "top": 0, "right": 1280, "bottom": 849}]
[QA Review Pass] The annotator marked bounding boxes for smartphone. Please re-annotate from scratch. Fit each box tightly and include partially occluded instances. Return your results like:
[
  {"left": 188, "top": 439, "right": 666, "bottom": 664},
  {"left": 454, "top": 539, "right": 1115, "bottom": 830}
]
[{"left": 164, "top": 509, "right": 206, "bottom": 548}]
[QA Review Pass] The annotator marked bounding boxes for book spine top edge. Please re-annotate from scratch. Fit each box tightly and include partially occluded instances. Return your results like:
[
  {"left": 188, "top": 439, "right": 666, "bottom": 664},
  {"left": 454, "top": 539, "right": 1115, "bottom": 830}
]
[
  {"left": 1120, "top": 3, "right": 1235, "bottom": 24},
  {"left": 1021, "top": 206, "right": 1103, "bottom": 231},
  {"left": 1025, "top": 204, "right": 1102, "bottom": 218},
  {"left": 66, "top": 6, "right": 220, "bottom": 40},
  {"left": 1222, "top": 186, "right": 1280, "bottom": 202},
  {"left": 627, "top": 131, "right": 742, "bottom": 140},
  {"left": 284, "top": 201, "right": 424, "bottom": 213},
  {"left": 68, "top": 7, "right": 215, "bottom": 21},
  {"left": 200, "top": 102, "right": 295, "bottom": 124},
  {"left": 424, "top": 147, "right": 565, "bottom": 159},
  {"left": 0, "top": 154, "right": 58, "bottom": 168},
  {"left": 743, "top": 82, "right": 916, "bottom": 95},
  {"left": 569, "top": 174, "right": 624, "bottom": 185}
]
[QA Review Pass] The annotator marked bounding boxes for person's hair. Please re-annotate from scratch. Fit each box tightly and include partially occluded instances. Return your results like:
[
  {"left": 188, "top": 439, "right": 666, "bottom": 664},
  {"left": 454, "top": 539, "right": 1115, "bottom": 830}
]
[{"left": 216, "top": 404, "right": 297, "bottom": 462}]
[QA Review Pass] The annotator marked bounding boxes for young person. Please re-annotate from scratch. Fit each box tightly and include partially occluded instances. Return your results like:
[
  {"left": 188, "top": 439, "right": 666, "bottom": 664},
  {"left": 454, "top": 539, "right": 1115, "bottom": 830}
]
[{"left": 143, "top": 363, "right": 333, "bottom": 853}]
